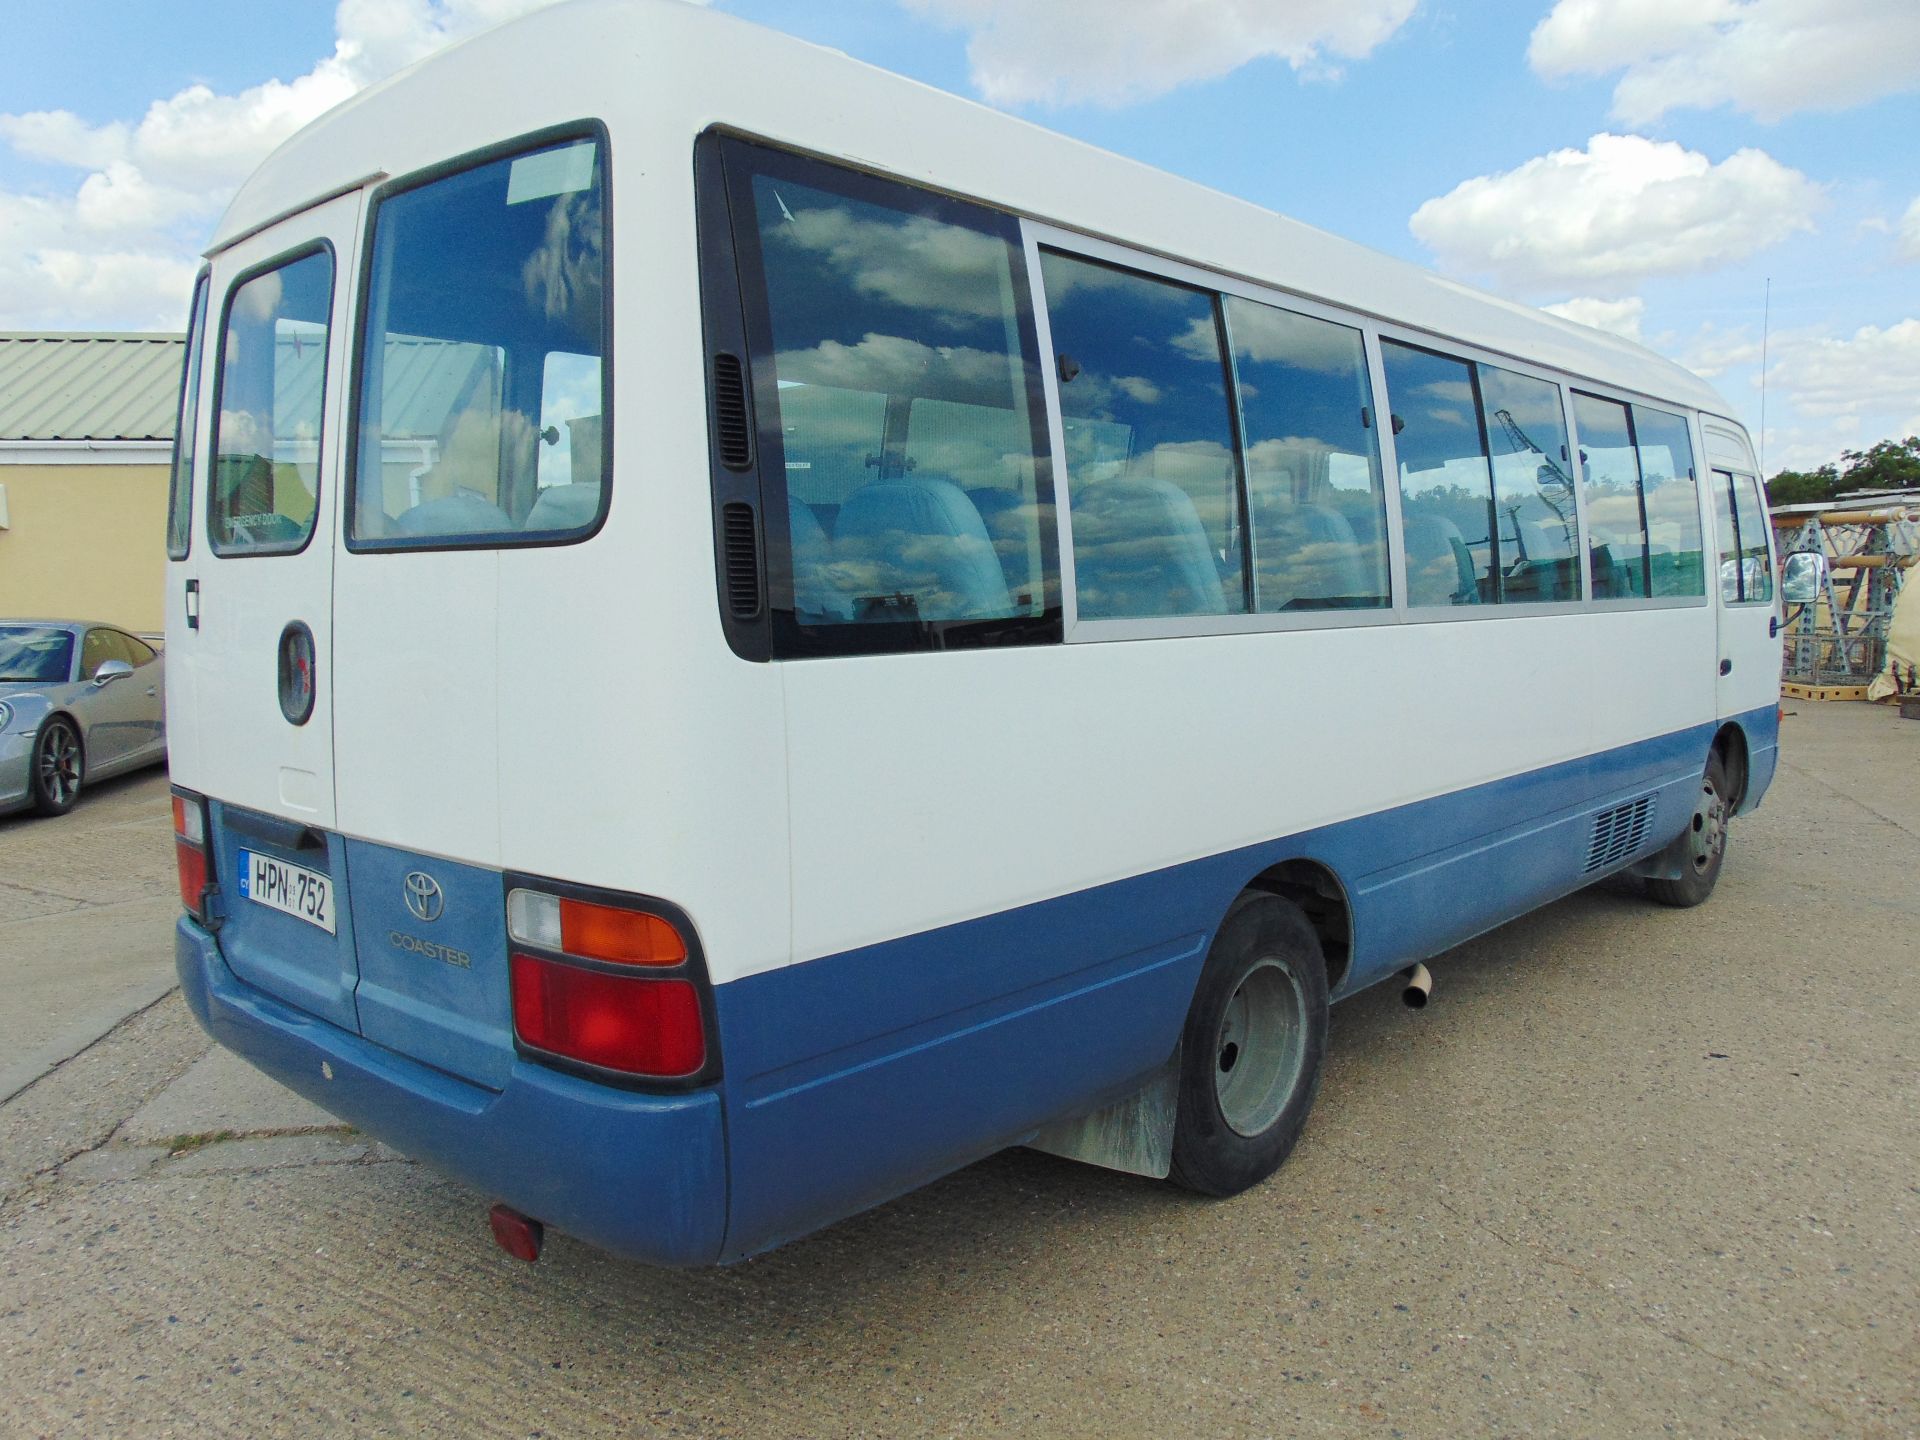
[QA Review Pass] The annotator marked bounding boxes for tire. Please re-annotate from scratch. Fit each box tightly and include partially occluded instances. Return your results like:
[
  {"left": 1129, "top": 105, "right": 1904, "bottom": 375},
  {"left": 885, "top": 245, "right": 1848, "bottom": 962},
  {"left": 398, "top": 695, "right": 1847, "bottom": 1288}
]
[
  {"left": 1169, "top": 893, "right": 1330, "bottom": 1197},
  {"left": 1645, "top": 751, "right": 1731, "bottom": 908},
  {"left": 31, "top": 717, "right": 84, "bottom": 817}
]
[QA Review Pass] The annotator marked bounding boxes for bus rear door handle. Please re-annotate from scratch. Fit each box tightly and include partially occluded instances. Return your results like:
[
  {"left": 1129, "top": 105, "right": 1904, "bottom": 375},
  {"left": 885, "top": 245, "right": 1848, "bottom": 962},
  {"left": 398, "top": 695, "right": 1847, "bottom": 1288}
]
[{"left": 1720, "top": 659, "right": 1733, "bottom": 676}]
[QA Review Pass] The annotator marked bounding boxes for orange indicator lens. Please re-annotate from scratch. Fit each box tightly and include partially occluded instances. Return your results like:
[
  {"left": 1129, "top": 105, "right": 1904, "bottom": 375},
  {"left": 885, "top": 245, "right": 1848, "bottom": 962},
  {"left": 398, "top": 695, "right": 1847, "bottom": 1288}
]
[{"left": 558, "top": 898, "right": 687, "bottom": 967}]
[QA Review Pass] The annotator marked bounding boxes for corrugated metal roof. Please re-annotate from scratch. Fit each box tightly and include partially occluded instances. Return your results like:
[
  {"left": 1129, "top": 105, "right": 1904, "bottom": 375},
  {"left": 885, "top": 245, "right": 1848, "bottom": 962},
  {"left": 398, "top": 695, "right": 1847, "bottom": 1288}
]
[{"left": 0, "top": 333, "right": 185, "bottom": 442}]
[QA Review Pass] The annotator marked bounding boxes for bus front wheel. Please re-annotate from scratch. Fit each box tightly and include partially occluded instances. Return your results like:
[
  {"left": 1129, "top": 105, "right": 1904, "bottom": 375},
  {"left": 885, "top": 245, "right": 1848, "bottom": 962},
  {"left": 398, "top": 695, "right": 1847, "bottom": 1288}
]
[
  {"left": 1169, "top": 894, "right": 1329, "bottom": 1197},
  {"left": 1645, "top": 751, "right": 1731, "bottom": 908}
]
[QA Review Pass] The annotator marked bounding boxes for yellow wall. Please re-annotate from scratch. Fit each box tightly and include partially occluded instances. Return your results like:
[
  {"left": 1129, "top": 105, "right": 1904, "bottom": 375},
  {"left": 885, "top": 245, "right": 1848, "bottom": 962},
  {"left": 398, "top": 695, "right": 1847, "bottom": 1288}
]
[{"left": 0, "top": 463, "right": 169, "bottom": 635}]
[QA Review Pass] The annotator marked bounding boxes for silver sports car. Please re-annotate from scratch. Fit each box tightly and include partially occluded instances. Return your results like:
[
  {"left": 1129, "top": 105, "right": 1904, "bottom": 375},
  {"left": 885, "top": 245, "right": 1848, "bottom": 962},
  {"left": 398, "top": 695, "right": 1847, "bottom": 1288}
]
[{"left": 0, "top": 621, "right": 168, "bottom": 817}]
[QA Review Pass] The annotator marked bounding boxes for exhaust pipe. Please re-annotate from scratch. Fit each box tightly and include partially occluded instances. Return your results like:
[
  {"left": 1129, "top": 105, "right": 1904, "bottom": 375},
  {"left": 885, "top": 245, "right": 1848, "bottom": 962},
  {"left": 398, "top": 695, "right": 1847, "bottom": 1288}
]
[{"left": 1400, "top": 962, "right": 1433, "bottom": 1009}]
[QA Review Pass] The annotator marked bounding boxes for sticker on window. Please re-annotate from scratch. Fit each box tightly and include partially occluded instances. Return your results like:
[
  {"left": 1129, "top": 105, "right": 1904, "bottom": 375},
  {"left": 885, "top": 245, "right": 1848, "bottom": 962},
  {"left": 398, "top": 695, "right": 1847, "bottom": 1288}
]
[{"left": 507, "top": 143, "right": 597, "bottom": 204}]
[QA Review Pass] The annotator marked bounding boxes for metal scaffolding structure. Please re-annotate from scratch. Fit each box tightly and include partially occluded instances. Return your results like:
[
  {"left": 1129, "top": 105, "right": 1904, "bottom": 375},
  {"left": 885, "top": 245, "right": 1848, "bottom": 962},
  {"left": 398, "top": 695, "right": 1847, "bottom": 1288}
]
[{"left": 1772, "top": 502, "right": 1920, "bottom": 692}]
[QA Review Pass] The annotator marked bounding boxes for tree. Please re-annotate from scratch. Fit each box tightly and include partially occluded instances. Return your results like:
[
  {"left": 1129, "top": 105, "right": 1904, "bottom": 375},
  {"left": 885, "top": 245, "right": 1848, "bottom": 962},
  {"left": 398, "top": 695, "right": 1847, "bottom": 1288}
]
[
  {"left": 1836, "top": 436, "right": 1920, "bottom": 494},
  {"left": 1767, "top": 436, "right": 1920, "bottom": 507},
  {"left": 1764, "top": 464, "right": 1840, "bottom": 508}
]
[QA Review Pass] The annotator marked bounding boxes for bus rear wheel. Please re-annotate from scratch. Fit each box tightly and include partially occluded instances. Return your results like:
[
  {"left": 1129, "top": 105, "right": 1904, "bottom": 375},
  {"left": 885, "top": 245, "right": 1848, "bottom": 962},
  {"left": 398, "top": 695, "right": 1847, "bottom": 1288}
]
[
  {"left": 1645, "top": 751, "right": 1731, "bottom": 908},
  {"left": 1169, "top": 893, "right": 1329, "bottom": 1197}
]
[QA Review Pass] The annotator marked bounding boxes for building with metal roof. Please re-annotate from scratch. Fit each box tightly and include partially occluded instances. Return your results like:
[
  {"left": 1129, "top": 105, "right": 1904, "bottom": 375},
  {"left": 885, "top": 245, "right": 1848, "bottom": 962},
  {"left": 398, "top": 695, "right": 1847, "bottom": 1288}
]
[
  {"left": 0, "top": 333, "right": 184, "bottom": 453},
  {"left": 0, "top": 333, "right": 186, "bottom": 635}
]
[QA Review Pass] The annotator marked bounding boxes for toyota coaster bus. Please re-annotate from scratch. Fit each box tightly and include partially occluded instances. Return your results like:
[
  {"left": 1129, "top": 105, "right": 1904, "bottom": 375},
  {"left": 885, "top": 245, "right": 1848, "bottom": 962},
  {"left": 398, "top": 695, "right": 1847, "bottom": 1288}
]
[{"left": 165, "top": 0, "right": 1783, "bottom": 1266}]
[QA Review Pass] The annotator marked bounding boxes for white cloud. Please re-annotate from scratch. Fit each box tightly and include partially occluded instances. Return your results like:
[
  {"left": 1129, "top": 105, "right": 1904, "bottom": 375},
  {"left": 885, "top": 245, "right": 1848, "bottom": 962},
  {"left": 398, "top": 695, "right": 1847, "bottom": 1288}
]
[
  {"left": 1409, "top": 134, "right": 1821, "bottom": 296},
  {"left": 1763, "top": 319, "right": 1920, "bottom": 438},
  {"left": 1543, "top": 296, "right": 1646, "bottom": 341},
  {"left": 1898, "top": 198, "right": 1920, "bottom": 265},
  {"left": 1675, "top": 324, "right": 1763, "bottom": 379},
  {"left": 0, "top": 0, "right": 639, "bottom": 330},
  {"left": 1529, "top": 0, "right": 1920, "bottom": 125},
  {"left": 903, "top": 0, "right": 1420, "bottom": 106}
]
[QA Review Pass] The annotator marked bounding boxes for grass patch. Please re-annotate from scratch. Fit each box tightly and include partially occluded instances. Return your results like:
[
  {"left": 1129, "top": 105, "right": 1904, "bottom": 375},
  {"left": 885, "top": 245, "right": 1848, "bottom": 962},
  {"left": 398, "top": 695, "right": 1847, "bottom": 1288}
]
[{"left": 157, "top": 1130, "right": 239, "bottom": 1156}]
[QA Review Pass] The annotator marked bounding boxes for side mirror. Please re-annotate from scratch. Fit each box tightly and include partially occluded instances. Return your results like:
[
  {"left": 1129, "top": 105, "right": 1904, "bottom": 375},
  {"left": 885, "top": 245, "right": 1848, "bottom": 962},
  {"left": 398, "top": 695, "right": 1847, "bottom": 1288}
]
[
  {"left": 92, "top": 658, "right": 134, "bottom": 685},
  {"left": 1780, "top": 552, "right": 1827, "bottom": 604},
  {"left": 1718, "top": 558, "right": 1740, "bottom": 604}
]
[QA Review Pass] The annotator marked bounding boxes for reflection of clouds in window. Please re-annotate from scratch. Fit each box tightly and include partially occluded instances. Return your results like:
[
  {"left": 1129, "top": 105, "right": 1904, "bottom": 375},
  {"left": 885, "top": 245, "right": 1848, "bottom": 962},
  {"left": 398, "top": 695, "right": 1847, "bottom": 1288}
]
[
  {"left": 522, "top": 190, "right": 603, "bottom": 326},
  {"left": 775, "top": 333, "right": 1018, "bottom": 408},
  {"left": 1414, "top": 379, "right": 1475, "bottom": 410},
  {"left": 238, "top": 270, "right": 283, "bottom": 324},
  {"left": 767, "top": 204, "right": 1010, "bottom": 327},
  {"left": 1185, "top": 307, "right": 1359, "bottom": 375},
  {"left": 218, "top": 408, "right": 272, "bottom": 459}
]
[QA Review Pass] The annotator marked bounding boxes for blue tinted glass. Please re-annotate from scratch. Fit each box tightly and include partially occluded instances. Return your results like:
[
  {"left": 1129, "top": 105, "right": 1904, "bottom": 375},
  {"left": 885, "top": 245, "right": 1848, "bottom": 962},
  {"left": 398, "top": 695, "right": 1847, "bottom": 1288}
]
[
  {"left": 1383, "top": 342, "right": 1494, "bottom": 607},
  {"left": 1633, "top": 405, "right": 1704, "bottom": 597},
  {"left": 352, "top": 139, "right": 606, "bottom": 546},
  {"left": 751, "top": 169, "right": 1049, "bottom": 629},
  {"left": 1733, "top": 472, "right": 1773, "bottom": 602},
  {"left": 1479, "top": 365, "right": 1579, "bottom": 603},
  {"left": 1228, "top": 296, "right": 1388, "bottom": 611},
  {"left": 1575, "top": 393, "right": 1646, "bottom": 599},
  {"left": 168, "top": 276, "right": 208, "bottom": 559},
  {"left": 210, "top": 249, "right": 333, "bottom": 554},
  {"left": 1042, "top": 251, "right": 1243, "bottom": 618},
  {"left": 0, "top": 626, "right": 76, "bottom": 683}
]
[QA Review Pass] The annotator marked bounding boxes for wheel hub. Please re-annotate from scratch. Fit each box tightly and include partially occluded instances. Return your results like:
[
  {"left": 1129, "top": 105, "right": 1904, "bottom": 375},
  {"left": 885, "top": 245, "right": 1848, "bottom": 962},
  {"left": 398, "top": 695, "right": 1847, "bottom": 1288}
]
[{"left": 1213, "top": 959, "right": 1308, "bottom": 1137}]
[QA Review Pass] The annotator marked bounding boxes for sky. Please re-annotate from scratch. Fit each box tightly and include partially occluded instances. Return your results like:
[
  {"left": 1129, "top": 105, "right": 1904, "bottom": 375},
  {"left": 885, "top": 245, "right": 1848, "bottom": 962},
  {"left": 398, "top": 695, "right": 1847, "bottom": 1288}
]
[{"left": 0, "top": 0, "right": 1916, "bottom": 476}]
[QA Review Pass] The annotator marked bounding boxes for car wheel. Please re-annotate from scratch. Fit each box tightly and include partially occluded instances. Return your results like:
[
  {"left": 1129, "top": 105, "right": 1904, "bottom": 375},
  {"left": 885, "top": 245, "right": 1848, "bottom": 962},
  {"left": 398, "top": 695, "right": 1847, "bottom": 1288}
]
[
  {"left": 1645, "top": 751, "right": 1731, "bottom": 908},
  {"left": 31, "top": 717, "right": 83, "bottom": 816},
  {"left": 1169, "top": 893, "right": 1330, "bottom": 1198}
]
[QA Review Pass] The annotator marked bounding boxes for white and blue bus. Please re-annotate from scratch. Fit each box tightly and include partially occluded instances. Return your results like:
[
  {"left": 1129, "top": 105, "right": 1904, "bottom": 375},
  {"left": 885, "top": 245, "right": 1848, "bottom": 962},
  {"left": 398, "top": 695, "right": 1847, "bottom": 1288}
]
[{"left": 164, "top": 0, "right": 1782, "bottom": 1266}]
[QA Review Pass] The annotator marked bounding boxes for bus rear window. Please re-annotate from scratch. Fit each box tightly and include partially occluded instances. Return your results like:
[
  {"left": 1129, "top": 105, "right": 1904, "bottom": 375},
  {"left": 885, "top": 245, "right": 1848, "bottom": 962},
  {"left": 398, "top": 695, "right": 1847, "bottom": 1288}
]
[
  {"left": 728, "top": 144, "right": 1059, "bottom": 656},
  {"left": 350, "top": 134, "right": 608, "bottom": 548}
]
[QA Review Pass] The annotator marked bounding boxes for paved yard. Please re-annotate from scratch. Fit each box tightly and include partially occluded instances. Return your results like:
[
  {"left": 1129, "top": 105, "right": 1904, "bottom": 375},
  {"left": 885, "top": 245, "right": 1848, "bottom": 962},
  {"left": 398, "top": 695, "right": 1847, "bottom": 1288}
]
[
  {"left": 0, "top": 767, "right": 175, "bottom": 1102},
  {"left": 1, "top": 704, "right": 1915, "bottom": 1437}
]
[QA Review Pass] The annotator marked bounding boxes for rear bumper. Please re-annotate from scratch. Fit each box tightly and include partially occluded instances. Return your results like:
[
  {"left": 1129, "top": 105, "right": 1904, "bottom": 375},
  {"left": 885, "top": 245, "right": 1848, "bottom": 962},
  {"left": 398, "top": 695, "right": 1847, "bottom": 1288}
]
[{"left": 175, "top": 916, "right": 728, "bottom": 1267}]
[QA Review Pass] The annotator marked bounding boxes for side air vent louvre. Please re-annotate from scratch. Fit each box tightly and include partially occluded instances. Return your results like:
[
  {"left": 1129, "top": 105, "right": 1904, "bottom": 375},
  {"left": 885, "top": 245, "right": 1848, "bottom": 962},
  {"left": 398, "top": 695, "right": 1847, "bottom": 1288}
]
[
  {"left": 713, "top": 353, "right": 753, "bottom": 470},
  {"left": 722, "top": 503, "right": 761, "bottom": 619},
  {"left": 1585, "top": 793, "right": 1657, "bottom": 873}
]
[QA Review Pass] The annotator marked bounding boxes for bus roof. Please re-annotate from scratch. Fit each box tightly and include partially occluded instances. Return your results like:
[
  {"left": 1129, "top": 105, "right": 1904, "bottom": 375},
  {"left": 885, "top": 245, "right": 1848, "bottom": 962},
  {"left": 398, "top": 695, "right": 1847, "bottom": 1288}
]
[{"left": 210, "top": 0, "right": 1733, "bottom": 420}]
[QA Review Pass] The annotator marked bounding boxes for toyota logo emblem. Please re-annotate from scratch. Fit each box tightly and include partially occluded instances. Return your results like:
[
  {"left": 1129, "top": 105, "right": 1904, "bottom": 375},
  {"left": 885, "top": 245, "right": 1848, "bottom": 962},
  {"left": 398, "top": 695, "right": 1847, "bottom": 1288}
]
[{"left": 403, "top": 871, "right": 445, "bottom": 923}]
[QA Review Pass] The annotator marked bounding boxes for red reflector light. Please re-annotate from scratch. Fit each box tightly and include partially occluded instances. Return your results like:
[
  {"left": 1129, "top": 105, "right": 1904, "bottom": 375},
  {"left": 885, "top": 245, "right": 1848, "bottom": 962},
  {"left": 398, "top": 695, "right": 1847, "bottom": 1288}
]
[
  {"left": 176, "top": 841, "right": 208, "bottom": 917},
  {"left": 171, "top": 790, "right": 209, "bottom": 921},
  {"left": 560, "top": 898, "right": 687, "bottom": 967},
  {"left": 510, "top": 953, "right": 705, "bottom": 1077},
  {"left": 488, "top": 1204, "right": 545, "bottom": 1263}
]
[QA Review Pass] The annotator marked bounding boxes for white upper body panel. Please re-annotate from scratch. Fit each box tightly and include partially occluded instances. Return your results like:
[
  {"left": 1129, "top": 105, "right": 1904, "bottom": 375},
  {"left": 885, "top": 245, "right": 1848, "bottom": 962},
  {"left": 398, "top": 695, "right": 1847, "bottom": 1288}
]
[{"left": 182, "top": 0, "right": 1750, "bottom": 985}]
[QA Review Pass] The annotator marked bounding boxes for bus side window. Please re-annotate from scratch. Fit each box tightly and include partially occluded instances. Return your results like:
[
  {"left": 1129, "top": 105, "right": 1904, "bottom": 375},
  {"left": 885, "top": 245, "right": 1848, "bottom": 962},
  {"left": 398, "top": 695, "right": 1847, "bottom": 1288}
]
[
  {"left": 1633, "top": 406, "right": 1705, "bottom": 598},
  {"left": 1573, "top": 393, "right": 1647, "bottom": 599},
  {"left": 1381, "top": 341, "right": 1495, "bottom": 607},
  {"left": 1040, "top": 250, "right": 1241, "bottom": 620},
  {"left": 731, "top": 147, "right": 1058, "bottom": 652},
  {"left": 1226, "top": 295, "right": 1389, "bottom": 612},
  {"left": 1731, "top": 471, "right": 1773, "bottom": 603}
]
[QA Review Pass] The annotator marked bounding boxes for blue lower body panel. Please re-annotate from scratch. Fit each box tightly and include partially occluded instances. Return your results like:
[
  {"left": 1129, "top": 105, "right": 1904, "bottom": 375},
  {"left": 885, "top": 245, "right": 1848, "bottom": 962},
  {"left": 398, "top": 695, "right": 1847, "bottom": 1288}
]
[
  {"left": 175, "top": 917, "right": 728, "bottom": 1267},
  {"left": 178, "top": 706, "right": 1777, "bottom": 1266}
]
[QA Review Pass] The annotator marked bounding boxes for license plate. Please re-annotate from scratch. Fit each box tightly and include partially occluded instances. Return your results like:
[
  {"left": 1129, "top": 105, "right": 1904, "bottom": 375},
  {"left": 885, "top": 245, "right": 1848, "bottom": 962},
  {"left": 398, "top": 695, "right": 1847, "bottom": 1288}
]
[{"left": 238, "top": 849, "right": 335, "bottom": 934}]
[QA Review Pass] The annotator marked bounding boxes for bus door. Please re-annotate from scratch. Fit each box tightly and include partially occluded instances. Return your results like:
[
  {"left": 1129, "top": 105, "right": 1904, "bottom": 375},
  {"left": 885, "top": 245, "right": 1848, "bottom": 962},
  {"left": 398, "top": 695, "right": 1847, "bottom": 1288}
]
[
  {"left": 177, "top": 189, "right": 363, "bottom": 1029},
  {"left": 1702, "top": 423, "right": 1779, "bottom": 722}
]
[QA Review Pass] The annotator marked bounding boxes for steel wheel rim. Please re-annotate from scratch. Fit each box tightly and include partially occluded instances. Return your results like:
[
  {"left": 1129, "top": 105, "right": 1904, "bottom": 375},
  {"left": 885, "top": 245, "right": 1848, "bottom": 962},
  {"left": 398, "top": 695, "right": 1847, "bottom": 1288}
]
[
  {"left": 1687, "top": 774, "right": 1727, "bottom": 874},
  {"left": 1213, "top": 958, "right": 1308, "bottom": 1137},
  {"left": 39, "top": 725, "right": 80, "bottom": 806}
]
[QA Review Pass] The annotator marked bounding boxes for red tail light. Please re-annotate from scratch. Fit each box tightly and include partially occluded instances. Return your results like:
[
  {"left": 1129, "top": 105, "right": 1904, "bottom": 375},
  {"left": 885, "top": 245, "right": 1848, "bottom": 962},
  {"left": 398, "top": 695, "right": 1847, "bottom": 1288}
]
[
  {"left": 172, "top": 789, "right": 211, "bottom": 922},
  {"left": 505, "top": 885, "right": 712, "bottom": 1082},
  {"left": 511, "top": 954, "right": 706, "bottom": 1077}
]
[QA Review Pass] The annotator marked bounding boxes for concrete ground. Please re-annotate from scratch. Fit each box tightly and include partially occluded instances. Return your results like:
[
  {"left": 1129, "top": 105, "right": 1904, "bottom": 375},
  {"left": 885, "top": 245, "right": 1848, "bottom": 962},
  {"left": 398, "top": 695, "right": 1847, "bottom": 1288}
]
[
  {"left": 0, "top": 767, "right": 177, "bottom": 1102},
  {"left": 1, "top": 703, "right": 1915, "bottom": 1437}
]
